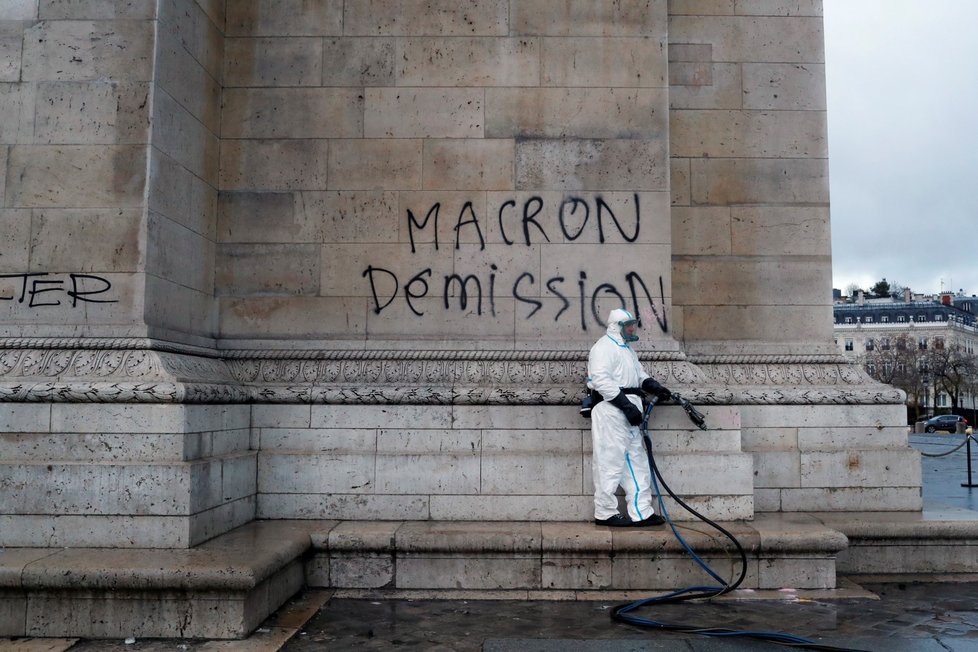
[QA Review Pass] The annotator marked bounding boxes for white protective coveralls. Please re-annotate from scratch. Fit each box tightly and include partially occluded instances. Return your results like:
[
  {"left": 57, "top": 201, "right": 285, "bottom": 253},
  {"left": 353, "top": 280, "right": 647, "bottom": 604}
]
[{"left": 587, "top": 308, "right": 656, "bottom": 521}]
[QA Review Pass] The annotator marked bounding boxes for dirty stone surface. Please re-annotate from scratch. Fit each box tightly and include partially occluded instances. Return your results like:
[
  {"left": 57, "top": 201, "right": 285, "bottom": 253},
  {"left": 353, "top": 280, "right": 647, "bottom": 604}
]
[{"left": 7, "top": 433, "right": 978, "bottom": 652}]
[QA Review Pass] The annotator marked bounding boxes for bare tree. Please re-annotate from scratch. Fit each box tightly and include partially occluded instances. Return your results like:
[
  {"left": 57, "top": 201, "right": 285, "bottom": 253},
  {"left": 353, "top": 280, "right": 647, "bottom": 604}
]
[
  {"left": 862, "top": 333, "right": 928, "bottom": 419},
  {"left": 924, "top": 343, "right": 978, "bottom": 412}
]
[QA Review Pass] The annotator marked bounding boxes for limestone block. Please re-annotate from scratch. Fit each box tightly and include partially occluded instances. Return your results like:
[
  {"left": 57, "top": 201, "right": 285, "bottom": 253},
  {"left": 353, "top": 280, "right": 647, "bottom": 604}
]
[
  {"left": 681, "top": 304, "right": 833, "bottom": 343},
  {"left": 363, "top": 296, "right": 516, "bottom": 340},
  {"left": 329, "top": 554, "right": 393, "bottom": 588},
  {"left": 0, "top": 594, "right": 27, "bottom": 636},
  {"left": 486, "top": 88, "right": 666, "bottom": 140},
  {"left": 5, "top": 145, "right": 146, "bottom": 208},
  {"left": 754, "top": 488, "right": 780, "bottom": 512},
  {"left": 258, "top": 428, "right": 377, "bottom": 452},
  {"left": 299, "top": 191, "right": 399, "bottom": 243},
  {"left": 781, "top": 487, "right": 922, "bottom": 512},
  {"left": 219, "top": 296, "right": 367, "bottom": 339},
  {"left": 481, "top": 430, "right": 583, "bottom": 495},
  {"left": 741, "top": 404, "right": 908, "bottom": 431},
  {"left": 33, "top": 80, "right": 149, "bottom": 145},
  {"left": 517, "top": 139, "right": 668, "bottom": 191},
  {"left": 327, "top": 139, "right": 421, "bottom": 190},
  {"left": 226, "top": 0, "right": 343, "bottom": 36},
  {"left": 0, "top": 404, "right": 49, "bottom": 432},
  {"left": 216, "top": 243, "right": 320, "bottom": 296},
  {"left": 220, "top": 139, "right": 329, "bottom": 191},
  {"left": 155, "top": 26, "right": 221, "bottom": 134},
  {"left": 0, "top": 209, "right": 31, "bottom": 271},
  {"left": 22, "top": 20, "right": 154, "bottom": 81},
  {"left": 257, "top": 492, "right": 429, "bottom": 520},
  {"left": 217, "top": 191, "right": 297, "bottom": 242},
  {"left": 365, "top": 88, "right": 483, "bottom": 139},
  {"left": 258, "top": 452, "right": 375, "bottom": 494},
  {"left": 344, "top": 0, "right": 509, "bottom": 36},
  {"left": 51, "top": 403, "right": 231, "bottom": 434},
  {"left": 582, "top": 559, "right": 653, "bottom": 592},
  {"left": 0, "top": 461, "right": 205, "bottom": 515},
  {"left": 224, "top": 37, "right": 322, "bottom": 87},
  {"left": 397, "top": 555, "right": 540, "bottom": 589},
  {"left": 758, "top": 557, "right": 834, "bottom": 589},
  {"left": 322, "top": 37, "right": 395, "bottom": 86},
  {"left": 452, "top": 406, "right": 583, "bottom": 431},
  {"left": 671, "top": 207, "right": 731, "bottom": 256},
  {"left": 396, "top": 38, "right": 540, "bottom": 87},
  {"left": 671, "top": 110, "right": 827, "bottom": 158},
  {"left": 753, "top": 450, "right": 800, "bottom": 488},
  {"left": 800, "top": 450, "right": 921, "bottom": 488},
  {"left": 668, "top": 16, "right": 824, "bottom": 64},
  {"left": 312, "top": 404, "right": 453, "bottom": 429},
  {"left": 143, "top": 276, "right": 215, "bottom": 338},
  {"left": 0, "top": 432, "right": 195, "bottom": 463},
  {"left": 648, "top": 429, "right": 742, "bottom": 454},
  {"left": 211, "top": 429, "right": 251, "bottom": 457},
  {"left": 673, "top": 258, "right": 829, "bottom": 306},
  {"left": 797, "top": 426, "right": 909, "bottom": 452},
  {"left": 149, "top": 148, "right": 217, "bottom": 238},
  {"left": 451, "top": 243, "right": 542, "bottom": 303},
  {"left": 397, "top": 191, "right": 488, "bottom": 247},
  {"left": 543, "top": 241, "right": 670, "bottom": 286},
  {"left": 743, "top": 63, "right": 825, "bottom": 110},
  {"left": 670, "top": 158, "right": 690, "bottom": 206},
  {"left": 435, "top": 496, "right": 588, "bottom": 521},
  {"left": 153, "top": 88, "right": 219, "bottom": 187},
  {"left": 146, "top": 212, "right": 214, "bottom": 293},
  {"left": 422, "top": 139, "right": 514, "bottom": 191},
  {"left": 220, "top": 453, "right": 258, "bottom": 505},
  {"left": 668, "top": 0, "right": 735, "bottom": 15},
  {"left": 741, "top": 426, "right": 798, "bottom": 452},
  {"left": 0, "top": 271, "right": 143, "bottom": 329},
  {"left": 0, "top": 83, "right": 36, "bottom": 143},
  {"left": 321, "top": 242, "right": 451, "bottom": 297},
  {"left": 223, "top": 88, "right": 363, "bottom": 139},
  {"left": 730, "top": 206, "right": 829, "bottom": 257},
  {"left": 0, "top": 513, "right": 193, "bottom": 547},
  {"left": 653, "top": 452, "right": 753, "bottom": 494},
  {"left": 376, "top": 429, "right": 481, "bottom": 493},
  {"left": 512, "top": 0, "right": 666, "bottom": 36},
  {"left": 689, "top": 157, "right": 828, "bottom": 206},
  {"left": 736, "top": 1, "right": 822, "bottom": 17},
  {"left": 28, "top": 208, "right": 143, "bottom": 273},
  {"left": 167, "top": 0, "right": 224, "bottom": 82},
  {"left": 542, "top": 37, "right": 667, "bottom": 88},
  {"left": 612, "top": 554, "right": 758, "bottom": 589},
  {"left": 484, "top": 191, "right": 670, "bottom": 247},
  {"left": 39, "top": 0, "right": 156, "bottom": 19},
  {"left": 1, "top": 1, "right": 37, "bottom": 19},
  {"left": 670, "top": 63, "right": 743, "bottom": 110},
  {"left": 0, "top": 23, "right": 25, "bottom": 82},
  {"left": 252, "top": 405, "right": 311, "bottom": 429}
]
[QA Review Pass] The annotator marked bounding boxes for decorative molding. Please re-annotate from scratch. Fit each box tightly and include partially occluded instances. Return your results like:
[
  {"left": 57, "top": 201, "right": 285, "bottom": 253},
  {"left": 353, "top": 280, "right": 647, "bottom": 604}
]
[{"left": 0, "top": 340, "right": 902, "bottom": 405}]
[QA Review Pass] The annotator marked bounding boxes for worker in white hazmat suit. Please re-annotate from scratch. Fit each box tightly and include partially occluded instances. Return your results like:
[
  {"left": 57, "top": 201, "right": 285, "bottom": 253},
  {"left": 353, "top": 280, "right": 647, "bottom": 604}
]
[{"left": 587, "top": 308, "right": 673, "bottom": 527}]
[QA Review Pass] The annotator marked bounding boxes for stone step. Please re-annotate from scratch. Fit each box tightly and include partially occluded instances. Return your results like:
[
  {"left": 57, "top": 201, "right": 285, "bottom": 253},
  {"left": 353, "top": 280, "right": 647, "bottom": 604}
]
[
  {"left": 6, "top": 511, "right": 978, "bottom": 640},
  {"left": 0, "top": 520, "right": 317, "bottom": 639},
  {"left": 307, "top": 515, "right": 848, "bottom": 593}
]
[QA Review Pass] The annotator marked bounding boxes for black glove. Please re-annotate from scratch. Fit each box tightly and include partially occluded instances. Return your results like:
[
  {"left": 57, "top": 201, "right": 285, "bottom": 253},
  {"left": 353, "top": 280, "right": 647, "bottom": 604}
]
[
  {"left": 608, "top": 391, "right": 643, "bottom": 426},
  {"left": 642, "top": 377, "right": 672, "bottom": 400}
]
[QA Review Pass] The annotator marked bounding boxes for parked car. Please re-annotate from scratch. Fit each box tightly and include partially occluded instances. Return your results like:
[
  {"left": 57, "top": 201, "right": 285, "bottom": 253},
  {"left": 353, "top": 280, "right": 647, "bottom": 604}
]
[{"left": 923, "top": 414, "right": 968, "bottom": 433}]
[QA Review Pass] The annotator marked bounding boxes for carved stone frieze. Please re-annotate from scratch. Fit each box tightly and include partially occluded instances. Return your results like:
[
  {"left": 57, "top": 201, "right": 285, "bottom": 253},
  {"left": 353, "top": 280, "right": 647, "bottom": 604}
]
[{"left": 0, "top": 340, "right": 903, "bottom": 405}]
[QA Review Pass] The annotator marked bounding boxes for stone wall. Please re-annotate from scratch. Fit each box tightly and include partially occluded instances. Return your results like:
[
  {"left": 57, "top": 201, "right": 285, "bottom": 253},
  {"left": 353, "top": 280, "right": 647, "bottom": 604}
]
[{"left": 0, "top": 0, "right": 921, "bottom": 549}]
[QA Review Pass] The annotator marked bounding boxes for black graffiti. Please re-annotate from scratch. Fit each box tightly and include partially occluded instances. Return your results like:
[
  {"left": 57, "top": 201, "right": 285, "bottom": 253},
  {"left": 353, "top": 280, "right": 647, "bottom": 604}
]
[
  {"left": 0, "top": 273, "right": 117, "bottom": 308},
  {"left": 409, "top": 193, "right": 642, "bottom": 250},
  {"left": 363, "top": 265, "right": 668, "bottom": 334}
]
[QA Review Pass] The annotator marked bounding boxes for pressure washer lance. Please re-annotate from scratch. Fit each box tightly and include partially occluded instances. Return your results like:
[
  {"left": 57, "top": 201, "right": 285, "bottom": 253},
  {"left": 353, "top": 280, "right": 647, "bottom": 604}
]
[{"left": 609, "top": 393, "right": 870, "bottom": 652}]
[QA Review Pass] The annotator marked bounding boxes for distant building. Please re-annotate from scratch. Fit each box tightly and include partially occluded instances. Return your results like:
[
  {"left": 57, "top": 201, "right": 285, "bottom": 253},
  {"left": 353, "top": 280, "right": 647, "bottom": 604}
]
[{"left": 833, "top": 290, "right": 978, "bottom": 416}]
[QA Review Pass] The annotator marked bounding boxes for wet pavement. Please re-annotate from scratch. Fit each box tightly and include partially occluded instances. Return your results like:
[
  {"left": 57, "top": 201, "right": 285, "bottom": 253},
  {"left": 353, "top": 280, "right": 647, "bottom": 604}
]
[{"left": 9, "top": 432, "right": 978, "bottom": 651}]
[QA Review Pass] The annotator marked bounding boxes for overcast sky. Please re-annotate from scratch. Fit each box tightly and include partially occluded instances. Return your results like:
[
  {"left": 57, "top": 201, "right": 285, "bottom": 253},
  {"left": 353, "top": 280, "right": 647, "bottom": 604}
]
[{"left": 823, "top": 0, "right": 978, "bottom": 297}]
